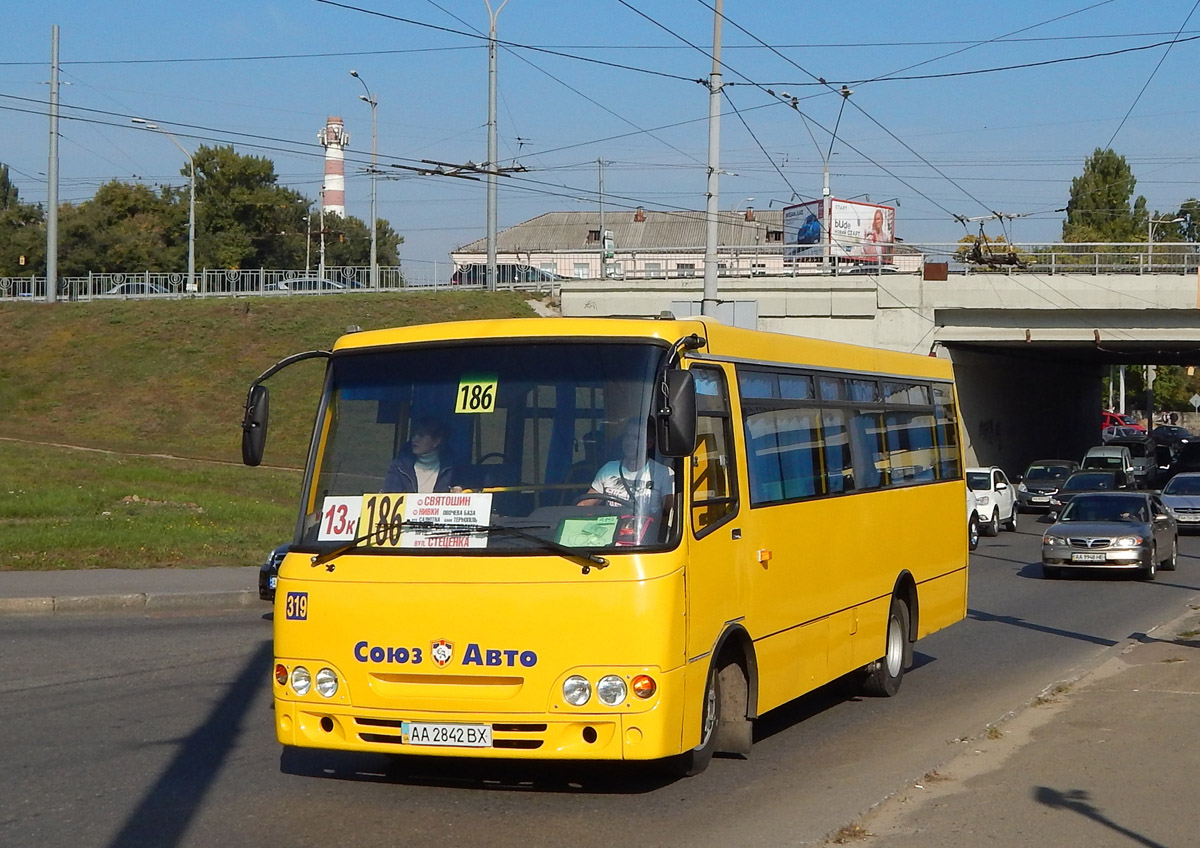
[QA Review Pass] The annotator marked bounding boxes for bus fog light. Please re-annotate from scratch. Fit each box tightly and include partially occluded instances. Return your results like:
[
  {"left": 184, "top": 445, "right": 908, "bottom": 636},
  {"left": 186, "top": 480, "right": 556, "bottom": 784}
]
[
  {"left": 597, "top": 675, "right": 627, "bottom": 706},
  {"left": 631, "top": 674, "right": 657, "bottom": 699},
  {"left": 563, "top": 675, "right": 591, "bottom": 706},
  {"left": 291, "top": 666, "right": 312, "bottom": 696},
  {"left": 315, "top": 668, "right": 339, "bottom": 698}
]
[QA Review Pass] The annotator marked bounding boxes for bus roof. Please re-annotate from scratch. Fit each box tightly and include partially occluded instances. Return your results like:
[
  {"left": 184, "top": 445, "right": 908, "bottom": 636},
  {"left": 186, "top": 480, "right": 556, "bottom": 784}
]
[{"left": 331, "top": 317, "right": 955, "bottom": 381}]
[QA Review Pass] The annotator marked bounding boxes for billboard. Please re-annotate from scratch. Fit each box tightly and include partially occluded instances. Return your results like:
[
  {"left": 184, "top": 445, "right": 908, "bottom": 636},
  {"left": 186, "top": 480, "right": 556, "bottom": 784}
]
[{"left": 783, "top": 199, "right": 895, "bottom": 263}]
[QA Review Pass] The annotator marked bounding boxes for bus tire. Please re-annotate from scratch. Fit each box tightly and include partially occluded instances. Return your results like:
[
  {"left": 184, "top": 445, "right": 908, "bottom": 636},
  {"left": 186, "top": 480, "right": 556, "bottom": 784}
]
[
  {"left": 861, "top": 596, "right": 910, "bottom": 698},
  {"left": 671, "top": 661, "right": 722, "bottom": 777}
]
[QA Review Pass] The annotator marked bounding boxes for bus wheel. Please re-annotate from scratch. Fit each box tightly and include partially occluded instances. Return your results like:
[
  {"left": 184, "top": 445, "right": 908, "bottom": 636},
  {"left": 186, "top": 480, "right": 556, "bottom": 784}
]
[
  {"left": 671, "top": 662, "right": 721, "bottom": 777},
  {"left": 861, "top": 596, "right": 910, "bottom": 697}
]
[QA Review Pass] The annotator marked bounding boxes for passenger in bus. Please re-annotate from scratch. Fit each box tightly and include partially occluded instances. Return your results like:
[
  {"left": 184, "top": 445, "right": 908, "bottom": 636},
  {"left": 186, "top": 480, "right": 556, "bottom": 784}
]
[
  {"left": 382, "top": 417, "right": 463, "bottom": 493},
  {"left": 580, "top": 418, "right": 674, "bottom": 517}
]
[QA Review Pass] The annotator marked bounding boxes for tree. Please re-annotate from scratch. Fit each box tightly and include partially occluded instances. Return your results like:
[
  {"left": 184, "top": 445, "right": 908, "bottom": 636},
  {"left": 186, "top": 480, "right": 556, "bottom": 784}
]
[
  {"left": 56, "top": 181, "right": 178, "bottom": 276},
  {"left": 0, "top": 162, "right": 47, "bottom": 277},
  {"left": 0, "top": 163, "right": 20, "bottom": 209},
  {"left": 1062, "top": 148, "right": 1147, "bottom": 242},
  {"left": 321, "top": 213, "right": 402, "bottom": 267},
  {"left": 1174, "top": 198, "right": 1199, "bottom": 242}
]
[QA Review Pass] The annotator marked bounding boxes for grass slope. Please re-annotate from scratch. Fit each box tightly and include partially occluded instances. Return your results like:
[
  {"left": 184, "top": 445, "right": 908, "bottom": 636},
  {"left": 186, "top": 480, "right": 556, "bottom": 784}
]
[{"left": 0, "top": 292, "right": 538, "bottom": 569}]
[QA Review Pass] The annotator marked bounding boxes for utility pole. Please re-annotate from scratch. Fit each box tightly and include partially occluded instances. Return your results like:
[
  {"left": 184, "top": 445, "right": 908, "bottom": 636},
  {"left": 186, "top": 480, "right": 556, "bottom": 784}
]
[
  {"left": 485, "top": 0, "right": 509, "bottom": 292},
  {"left": 700, "top": 0, "right": 723, "bottom": 318},
  {"left": 45, "top": 25, "right": 60, "bottom": 303},
  {"left": 598, "top": 158, "right": 605, "bottom": 278}
]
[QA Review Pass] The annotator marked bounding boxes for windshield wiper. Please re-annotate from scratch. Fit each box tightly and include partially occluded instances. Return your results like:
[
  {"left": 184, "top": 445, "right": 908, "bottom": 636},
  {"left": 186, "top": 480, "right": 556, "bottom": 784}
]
[
  {"left": 309, "top": 520, "right": 609, "bottom": 574},
  {"left": 432, "top": 523, "right": 609, "bottom": 574}
]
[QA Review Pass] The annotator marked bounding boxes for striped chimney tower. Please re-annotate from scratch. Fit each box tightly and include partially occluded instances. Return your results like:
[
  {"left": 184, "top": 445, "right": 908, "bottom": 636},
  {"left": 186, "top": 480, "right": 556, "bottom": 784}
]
[{"left": 318, "top": 115, "right": 349, "bottom": 217}]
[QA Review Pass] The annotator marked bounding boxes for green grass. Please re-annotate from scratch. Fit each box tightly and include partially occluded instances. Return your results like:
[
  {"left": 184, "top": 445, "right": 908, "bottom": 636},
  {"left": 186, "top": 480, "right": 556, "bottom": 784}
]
[{"left": 0, "top": 292, "right": 538, "bottom": 570}]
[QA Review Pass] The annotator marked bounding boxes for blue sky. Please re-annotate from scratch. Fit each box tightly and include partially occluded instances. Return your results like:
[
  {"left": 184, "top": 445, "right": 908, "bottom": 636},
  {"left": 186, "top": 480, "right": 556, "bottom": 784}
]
[{"left": 3, "top": 1, "right": 1199, "bottom": 271}]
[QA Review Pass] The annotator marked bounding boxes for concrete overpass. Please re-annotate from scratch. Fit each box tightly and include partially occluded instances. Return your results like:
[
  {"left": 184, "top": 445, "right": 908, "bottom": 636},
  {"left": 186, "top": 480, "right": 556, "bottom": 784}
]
[{"left": 560, "top": 268, "right": 1200, "bottom": 474}]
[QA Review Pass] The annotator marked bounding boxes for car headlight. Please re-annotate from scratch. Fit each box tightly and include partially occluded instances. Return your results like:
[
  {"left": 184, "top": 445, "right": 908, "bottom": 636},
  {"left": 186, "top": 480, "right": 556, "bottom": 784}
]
[
  {"left": 596, "top": 675, "right": 628, "bottom": 706},
  {"left": 291, "top": 666, "right": 312, "bottom": 696},
  {"left": 976, "top": 495, "right": 991, "bottom": 507},
  {"left": 1017, "top": 482, "right": 1028, "bottom": 493},
  {"left": 315, "top": 667, "right": 339, "bottom": 698},
  {"left": 1114, "top": 535, "right": 1143, "bottom": 547},
  {"left": 563, "top": 675, "right": 591, "bottom": 706},
  {"left": 1042, "top": 535, "right": 1068, "bottom": 546}
]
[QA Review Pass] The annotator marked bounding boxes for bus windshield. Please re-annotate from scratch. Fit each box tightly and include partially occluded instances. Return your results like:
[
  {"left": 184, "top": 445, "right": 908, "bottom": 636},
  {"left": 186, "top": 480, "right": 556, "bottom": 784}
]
[{"left": 297, "top": 340, "right": 678, "bottom": 554}]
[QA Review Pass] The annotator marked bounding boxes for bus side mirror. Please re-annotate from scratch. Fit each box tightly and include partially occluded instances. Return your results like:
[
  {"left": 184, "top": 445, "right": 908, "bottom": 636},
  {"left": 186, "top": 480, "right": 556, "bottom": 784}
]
[
  {"left": 658, "top": 369, "right": 697, "bottom": 458},
  {"left": 241, "top": 384, "right": 270, "bottom": 467}
]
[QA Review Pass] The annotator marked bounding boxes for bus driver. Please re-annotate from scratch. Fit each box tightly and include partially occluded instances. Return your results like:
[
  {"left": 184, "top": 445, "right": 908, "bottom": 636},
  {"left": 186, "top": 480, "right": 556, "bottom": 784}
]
[{"left": 580, "top": 418, "right": 674, "bottom": 518}]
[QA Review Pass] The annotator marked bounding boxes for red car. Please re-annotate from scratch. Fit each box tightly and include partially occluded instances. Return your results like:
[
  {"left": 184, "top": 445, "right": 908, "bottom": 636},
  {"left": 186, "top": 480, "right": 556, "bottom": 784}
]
[{"left": 1101, "top": 411, "right": 1145, "bottom": 433}]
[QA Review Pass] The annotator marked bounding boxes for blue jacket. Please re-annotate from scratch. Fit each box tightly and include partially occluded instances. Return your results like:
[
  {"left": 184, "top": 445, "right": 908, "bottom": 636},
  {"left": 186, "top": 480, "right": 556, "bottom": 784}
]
[{"left": 382, "top": 451, "right": 459, "bottom": 493}]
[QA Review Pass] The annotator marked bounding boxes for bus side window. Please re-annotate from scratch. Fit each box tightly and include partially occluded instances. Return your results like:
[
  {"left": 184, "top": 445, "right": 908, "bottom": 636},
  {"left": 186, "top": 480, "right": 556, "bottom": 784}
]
[{"left": 690, "top": 366, "right": 738, "bottom": 536}]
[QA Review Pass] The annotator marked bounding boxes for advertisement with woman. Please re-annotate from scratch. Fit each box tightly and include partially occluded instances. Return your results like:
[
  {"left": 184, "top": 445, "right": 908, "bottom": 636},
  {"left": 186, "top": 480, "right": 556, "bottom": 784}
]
[
  {"left": 831, "top": 200, "right": 894, "bottom": 263},
  {"left": 784, "top": 199, "right": 895, "bottom": 264}
]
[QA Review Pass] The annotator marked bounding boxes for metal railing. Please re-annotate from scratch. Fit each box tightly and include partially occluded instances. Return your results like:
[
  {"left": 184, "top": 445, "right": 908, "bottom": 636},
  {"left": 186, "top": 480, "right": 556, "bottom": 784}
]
[{"left": 5, "top": 242, "right": 1198, "bottom": 302}]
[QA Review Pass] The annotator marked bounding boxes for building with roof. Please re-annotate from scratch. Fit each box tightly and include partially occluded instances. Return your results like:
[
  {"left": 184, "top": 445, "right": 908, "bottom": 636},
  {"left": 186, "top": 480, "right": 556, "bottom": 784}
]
[{"left": 450, "top": 207, "right": 922, "bottom": 283}]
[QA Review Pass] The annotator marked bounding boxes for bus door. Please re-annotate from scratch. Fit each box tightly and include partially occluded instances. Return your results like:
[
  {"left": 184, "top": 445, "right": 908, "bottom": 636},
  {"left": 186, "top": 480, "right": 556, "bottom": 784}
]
[{"left": 684, "top": 364, "right": 744, "bottom": 662}]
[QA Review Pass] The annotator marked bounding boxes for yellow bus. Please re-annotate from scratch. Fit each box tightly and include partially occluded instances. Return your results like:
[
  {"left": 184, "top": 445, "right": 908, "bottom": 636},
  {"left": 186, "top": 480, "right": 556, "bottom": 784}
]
[{"left": 241, "top": 317, "right": 967, "bottom": 775}]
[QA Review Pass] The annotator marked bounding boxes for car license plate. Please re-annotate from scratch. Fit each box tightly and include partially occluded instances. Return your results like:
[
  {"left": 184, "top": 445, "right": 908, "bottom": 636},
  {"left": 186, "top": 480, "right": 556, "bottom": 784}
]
[
  {"left": 1071, "top": 552, "right": 1107, "bottom": 563},
  {"left": 268, "top": 576, "right": 278, "bottom": 589},
  {"left": 1178, "top": 514, "right": 1200, "bottom": 523},
  {"left": 1031, "top": 496, "right": 1049, "bottom": 503},
  {"left": 401, "top": 721, "right": 492, "bottom": 748}
]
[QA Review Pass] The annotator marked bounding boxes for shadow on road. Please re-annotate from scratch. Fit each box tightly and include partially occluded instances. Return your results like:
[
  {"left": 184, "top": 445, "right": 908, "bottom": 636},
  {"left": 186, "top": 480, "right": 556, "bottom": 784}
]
[
  {"left": 106, "top": 640, "right": 272, "bottom": 848},
  {"left": 968, "top": 607, "right": 1119, "bottom": 647},
  {"left": 1034, "top": 786, "right": 1167, "bottom": 848}
]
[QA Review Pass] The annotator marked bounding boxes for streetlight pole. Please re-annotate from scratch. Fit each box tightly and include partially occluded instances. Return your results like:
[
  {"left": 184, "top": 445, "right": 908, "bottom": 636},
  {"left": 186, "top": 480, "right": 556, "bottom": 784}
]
[
  {"left": 1148, "top": 216, "right": 1184, "bottom": 268},
  {"left": 778, "top": 84, "right": 850, "bottom": 274},
  {"left": 319, "top": 187, "right": 327, "bottom": 282},
  {"left": 350, "top": 70, "right": 379, "bottom": 290},
  {"left": 133, "top": 119, "right": 196, "bottom": 294},
  {"left": 485, "top": 0, "right": 509, "bottom": 293}
]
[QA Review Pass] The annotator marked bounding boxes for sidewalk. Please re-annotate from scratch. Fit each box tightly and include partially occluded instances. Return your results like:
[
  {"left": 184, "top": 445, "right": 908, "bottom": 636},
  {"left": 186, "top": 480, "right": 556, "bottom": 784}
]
[
  {"left": 0, "top": 566, "right": 262, "bottom": 614},
  {"left": 826, "top": 603, "right": 1200, "bottom": 848}
]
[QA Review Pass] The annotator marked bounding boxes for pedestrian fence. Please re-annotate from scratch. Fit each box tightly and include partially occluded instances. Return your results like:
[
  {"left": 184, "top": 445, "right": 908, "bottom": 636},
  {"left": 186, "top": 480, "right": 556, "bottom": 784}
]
[{"left": 4, "top": 243, "right": 1199, "bottom": 302}]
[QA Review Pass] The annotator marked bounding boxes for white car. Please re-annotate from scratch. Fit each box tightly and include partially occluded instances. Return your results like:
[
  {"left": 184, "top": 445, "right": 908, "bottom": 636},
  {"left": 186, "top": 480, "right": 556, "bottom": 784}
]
[
  {"left": 966, "top": 466, "right": 1018, "bottom": 536},
  {"left": 967, "top": 487, "right": 980, "bottom": 551}
]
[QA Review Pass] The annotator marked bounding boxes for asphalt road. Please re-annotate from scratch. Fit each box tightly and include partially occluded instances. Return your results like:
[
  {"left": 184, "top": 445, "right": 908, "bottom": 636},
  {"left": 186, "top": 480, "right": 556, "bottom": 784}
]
[{"left": 3, "top": 519, "right": 1199, "bottom": 848}]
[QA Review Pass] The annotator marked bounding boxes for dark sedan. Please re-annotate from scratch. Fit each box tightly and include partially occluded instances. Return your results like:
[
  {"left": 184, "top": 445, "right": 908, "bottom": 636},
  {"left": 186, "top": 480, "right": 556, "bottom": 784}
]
[
  {"left": 258, "top": 543, "right": 288, "bottom": 601},
  {"left": 1016, "top": 459, "right": 1078, "bottom": 512},
  {"left": 1048, "top": 470, "right": 1127, "bottom": 515},
  {"left": 1041, "top": 491, "right": 1177, "bottom": 580},
  {"left": 1151, "top": 424, "right": 1193, "bottom": 447}
]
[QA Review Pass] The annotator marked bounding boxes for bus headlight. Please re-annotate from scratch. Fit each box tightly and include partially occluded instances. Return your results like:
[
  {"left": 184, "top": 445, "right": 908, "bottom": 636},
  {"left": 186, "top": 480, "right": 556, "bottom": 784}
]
[
  {"left": 315, "top": 667, "right": 339, "bottom": 698},
  {"left": 291, "top": 666, "right": 312, "bottom": 696},
  {"left": 596, "top": 675, "right": 627, "bottom": 706},
  {"left": 563, "top": 675, "right": 591, "bottom": 706}
]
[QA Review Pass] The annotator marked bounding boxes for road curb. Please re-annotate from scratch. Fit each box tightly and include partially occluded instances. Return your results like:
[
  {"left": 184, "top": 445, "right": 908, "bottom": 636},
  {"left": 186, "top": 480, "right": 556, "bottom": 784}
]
[{"left": 0, "top": 590, "right": 262, "bottom": 615}]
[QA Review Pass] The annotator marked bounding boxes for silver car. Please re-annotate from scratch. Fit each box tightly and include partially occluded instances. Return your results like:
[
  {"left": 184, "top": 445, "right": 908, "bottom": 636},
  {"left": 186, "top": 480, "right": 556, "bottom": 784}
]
[
  {"left": 1041, "top": 491, "right": 1177, "bottom": 580},
  {"left": 1159, "top": 472, "right": 1200, "bottom": 531}
]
